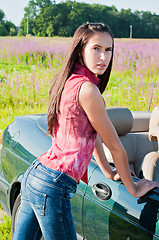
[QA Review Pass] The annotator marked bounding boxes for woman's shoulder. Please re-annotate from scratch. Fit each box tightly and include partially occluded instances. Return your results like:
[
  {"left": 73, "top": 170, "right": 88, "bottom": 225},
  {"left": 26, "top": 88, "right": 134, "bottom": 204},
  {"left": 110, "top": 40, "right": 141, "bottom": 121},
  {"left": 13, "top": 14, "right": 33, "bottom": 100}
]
[{"left": 79, "top": 81, "right": 100, "bottom": 100}]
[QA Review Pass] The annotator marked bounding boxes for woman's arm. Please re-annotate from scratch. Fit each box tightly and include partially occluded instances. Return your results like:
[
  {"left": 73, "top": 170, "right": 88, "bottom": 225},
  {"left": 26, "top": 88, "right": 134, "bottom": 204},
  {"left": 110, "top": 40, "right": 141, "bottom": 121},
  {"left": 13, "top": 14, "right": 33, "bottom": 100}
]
[
  {"left": 79, "top": 81, "right": 158, "bottom": 197},
  {"left": 93, "top": 135, "right": 120, "bottom": 181}
]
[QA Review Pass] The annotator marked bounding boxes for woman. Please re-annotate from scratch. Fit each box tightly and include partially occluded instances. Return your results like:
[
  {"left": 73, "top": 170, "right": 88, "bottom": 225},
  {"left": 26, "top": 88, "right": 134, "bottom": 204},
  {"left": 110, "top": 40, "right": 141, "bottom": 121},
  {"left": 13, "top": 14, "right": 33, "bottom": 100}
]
[{"left": 13, "top": 23, "right": 158, "bottom": 240}]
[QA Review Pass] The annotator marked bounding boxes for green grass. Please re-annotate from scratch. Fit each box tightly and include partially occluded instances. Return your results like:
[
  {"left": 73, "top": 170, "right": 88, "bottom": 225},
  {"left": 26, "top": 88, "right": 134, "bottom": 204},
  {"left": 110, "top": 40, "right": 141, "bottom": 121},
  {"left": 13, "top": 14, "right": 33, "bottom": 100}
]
[
  {"left": 0, "top": 205, "right": 12, "bottom": 240},
  {"left": 1, "top": 64, "right": 158, "bottom": 135},
  {"left": 0, "top": 64, "right": 52, "bottom": 133}
]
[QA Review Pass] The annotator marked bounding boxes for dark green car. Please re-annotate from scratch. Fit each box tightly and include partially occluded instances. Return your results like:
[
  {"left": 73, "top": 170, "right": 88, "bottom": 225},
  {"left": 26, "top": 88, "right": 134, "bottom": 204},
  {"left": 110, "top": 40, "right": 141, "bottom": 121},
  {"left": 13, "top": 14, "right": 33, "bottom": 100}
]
[{"left": 0, "top": 107, "right": 159, "bottom": 240}]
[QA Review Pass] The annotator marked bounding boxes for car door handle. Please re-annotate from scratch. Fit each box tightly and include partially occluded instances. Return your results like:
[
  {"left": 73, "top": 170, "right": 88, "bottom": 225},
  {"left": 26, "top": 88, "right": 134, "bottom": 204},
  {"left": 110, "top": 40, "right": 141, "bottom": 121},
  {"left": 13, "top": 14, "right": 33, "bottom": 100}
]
[{"left": 92, "top": 183, "right": 112, "bottom": 201}]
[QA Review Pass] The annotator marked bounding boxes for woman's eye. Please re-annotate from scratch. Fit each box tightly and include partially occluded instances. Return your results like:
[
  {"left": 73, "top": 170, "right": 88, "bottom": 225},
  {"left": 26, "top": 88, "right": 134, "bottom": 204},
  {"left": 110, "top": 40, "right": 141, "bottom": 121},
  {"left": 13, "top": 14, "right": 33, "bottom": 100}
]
[
  {"left": 106, "top": 48, "right": 112, "bottom": 52},
  {"left": 94, "top": 47, "right": 99, "bottom": 51}
]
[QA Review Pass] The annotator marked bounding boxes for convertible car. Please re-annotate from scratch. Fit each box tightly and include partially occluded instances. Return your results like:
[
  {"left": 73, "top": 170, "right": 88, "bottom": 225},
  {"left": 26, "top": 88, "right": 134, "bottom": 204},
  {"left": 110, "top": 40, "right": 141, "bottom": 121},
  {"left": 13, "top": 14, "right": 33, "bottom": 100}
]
[{"left": 0, "top": 106, "right": 159, "bottom": 240}]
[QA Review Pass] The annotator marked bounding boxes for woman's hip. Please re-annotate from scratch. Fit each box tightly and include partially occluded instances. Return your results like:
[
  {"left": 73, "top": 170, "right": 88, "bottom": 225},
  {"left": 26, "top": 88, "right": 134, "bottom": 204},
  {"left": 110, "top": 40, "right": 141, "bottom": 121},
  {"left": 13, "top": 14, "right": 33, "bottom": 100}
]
[{"left": 22, "top": 159, "right": 77, "bottom": 199}]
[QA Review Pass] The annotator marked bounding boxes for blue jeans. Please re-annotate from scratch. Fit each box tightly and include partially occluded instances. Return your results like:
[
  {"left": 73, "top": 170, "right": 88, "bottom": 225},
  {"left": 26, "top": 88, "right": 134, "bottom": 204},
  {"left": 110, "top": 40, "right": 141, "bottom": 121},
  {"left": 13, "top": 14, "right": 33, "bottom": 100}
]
[{"left": 13, "top": 159, "right": 77, "bottom": 240}]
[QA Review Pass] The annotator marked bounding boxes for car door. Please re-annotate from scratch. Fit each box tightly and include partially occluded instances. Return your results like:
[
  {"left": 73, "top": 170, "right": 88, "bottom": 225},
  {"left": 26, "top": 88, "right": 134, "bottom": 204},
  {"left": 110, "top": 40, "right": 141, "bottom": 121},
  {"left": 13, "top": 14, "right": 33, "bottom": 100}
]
[
  {"left": 71, "top": 161, "right": 98, "bottom": 239},
  {"left": 82, "top": 164, "right": 159, "bottom": 240}
]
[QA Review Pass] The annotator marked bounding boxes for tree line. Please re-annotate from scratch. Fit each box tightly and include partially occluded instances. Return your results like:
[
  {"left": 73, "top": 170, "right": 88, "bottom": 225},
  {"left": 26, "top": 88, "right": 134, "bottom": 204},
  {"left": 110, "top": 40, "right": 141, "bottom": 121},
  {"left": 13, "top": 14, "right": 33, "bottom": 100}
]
[
  {"left": 1, "top": 0, "right": 159, "bottom": 38},
  {"left": 0, "top": 9, "right": 17, "bottom": 36}
]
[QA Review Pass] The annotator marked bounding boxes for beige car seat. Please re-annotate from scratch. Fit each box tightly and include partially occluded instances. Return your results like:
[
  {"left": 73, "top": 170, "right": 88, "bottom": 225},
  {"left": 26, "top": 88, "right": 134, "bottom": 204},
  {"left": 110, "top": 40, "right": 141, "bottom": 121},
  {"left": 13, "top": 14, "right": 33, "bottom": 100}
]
[
  {"left": 141, "top": 106, "right": 159, "bottom": 181},
  {"left": 104, "top": 107, "right": 158, "bottom": 178}
]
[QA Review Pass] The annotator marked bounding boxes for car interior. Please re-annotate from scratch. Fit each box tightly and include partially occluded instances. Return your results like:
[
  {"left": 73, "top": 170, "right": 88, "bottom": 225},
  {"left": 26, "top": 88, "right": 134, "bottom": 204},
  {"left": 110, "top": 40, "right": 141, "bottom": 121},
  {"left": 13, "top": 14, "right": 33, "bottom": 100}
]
[{"left": 104, "top": 106, "right": 159, "bottom": 182}]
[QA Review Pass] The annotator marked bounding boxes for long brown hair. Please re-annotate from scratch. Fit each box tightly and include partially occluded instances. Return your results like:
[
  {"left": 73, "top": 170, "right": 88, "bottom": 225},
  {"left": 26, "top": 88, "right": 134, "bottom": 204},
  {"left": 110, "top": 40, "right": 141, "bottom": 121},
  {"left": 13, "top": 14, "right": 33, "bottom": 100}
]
[{"left": 47, "top": 23, "right": 114, "bottom": 135}]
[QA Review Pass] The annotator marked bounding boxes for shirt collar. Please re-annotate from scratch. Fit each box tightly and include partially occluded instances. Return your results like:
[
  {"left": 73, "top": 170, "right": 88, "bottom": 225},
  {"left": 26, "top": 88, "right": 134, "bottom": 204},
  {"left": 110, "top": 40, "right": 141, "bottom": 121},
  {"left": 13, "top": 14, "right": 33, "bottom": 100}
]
[{"left": 73, "top": 62, "right": 100, "bottom": 86}]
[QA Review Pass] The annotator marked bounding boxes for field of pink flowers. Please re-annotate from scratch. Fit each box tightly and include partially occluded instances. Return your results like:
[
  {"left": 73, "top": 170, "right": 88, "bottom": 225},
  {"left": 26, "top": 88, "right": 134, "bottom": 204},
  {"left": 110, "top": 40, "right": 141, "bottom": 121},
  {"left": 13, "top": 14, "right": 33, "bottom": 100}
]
[
  {"left": 108, "top": 39, "right": 159, "bottom": 109},
  {"left": 0, "top": 37, "right": 159, "bottom": 134}
]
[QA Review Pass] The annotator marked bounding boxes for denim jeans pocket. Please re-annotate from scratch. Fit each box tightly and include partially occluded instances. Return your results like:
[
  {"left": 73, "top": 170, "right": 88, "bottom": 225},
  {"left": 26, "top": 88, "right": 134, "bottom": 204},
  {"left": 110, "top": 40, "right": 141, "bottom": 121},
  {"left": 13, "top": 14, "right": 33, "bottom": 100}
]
[{"left": 27, "top": 183, "right": 47, "bottom": 216}]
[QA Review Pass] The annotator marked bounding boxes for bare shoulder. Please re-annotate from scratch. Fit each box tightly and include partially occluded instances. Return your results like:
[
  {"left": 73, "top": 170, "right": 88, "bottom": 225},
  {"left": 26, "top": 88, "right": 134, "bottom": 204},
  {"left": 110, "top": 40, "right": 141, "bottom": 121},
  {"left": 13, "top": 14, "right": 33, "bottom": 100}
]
[
  {"left": 79, "top": 81, "right": 104, "bottom": 112},
  {"left": 79, "top": 81, "right": 101, "bottom": 102}
]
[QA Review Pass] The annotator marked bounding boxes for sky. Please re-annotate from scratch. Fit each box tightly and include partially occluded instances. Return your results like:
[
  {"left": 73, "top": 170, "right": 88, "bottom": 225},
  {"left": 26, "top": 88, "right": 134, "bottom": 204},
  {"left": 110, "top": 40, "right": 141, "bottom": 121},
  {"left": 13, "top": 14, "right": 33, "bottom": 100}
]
[{"left": 0, "top": 0, "right": 159, "bottom": 26}]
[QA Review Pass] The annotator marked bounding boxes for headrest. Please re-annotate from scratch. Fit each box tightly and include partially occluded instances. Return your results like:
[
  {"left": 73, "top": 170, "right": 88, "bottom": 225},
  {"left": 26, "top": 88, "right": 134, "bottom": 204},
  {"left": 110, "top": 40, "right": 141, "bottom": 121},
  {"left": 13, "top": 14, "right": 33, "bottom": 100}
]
[
  {"left": 149, "top": 106, "right": 159, "bottom": 142},
  {"left": 131, "top": 111, "right": 151, "bottom": 132},
  {"left": 106, "top": 107, "right": 133, "bottom": 136}
]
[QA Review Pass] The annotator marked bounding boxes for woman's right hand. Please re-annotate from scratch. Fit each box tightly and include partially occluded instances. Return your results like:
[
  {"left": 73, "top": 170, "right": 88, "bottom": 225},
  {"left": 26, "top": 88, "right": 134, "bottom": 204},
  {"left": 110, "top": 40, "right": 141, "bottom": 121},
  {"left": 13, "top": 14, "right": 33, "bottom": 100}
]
[{"left": 133, "top": 178, "right": 159, "bottom": 198}]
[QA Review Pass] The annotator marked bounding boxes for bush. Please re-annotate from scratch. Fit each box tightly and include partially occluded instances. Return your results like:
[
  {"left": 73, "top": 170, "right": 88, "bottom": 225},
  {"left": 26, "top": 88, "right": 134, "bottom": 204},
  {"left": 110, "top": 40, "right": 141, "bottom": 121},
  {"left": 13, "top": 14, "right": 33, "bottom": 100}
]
[{"left": 18, "top": 28, "right": 25, "bottom": 37}]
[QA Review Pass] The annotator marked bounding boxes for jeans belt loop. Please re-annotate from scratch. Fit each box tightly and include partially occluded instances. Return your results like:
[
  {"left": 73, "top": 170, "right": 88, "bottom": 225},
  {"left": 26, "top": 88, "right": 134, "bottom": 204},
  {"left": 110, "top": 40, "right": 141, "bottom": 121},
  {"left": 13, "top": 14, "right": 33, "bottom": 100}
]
[
  {"left": 53, "top": 172, "right": 63, "bottom": 182},
  {"left": 24, "top": 159, "right": 40, "bottom": 187},
  {"left": 33, "top": 161, "right": 41, "bottom": 169}
]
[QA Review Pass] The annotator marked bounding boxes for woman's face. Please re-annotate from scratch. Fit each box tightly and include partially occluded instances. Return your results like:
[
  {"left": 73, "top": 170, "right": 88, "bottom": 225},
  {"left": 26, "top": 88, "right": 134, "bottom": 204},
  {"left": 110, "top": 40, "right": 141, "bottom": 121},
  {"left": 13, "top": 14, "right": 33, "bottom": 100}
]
[{"left": 81, "top": 32, "right": 113, "bottom": 76}]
